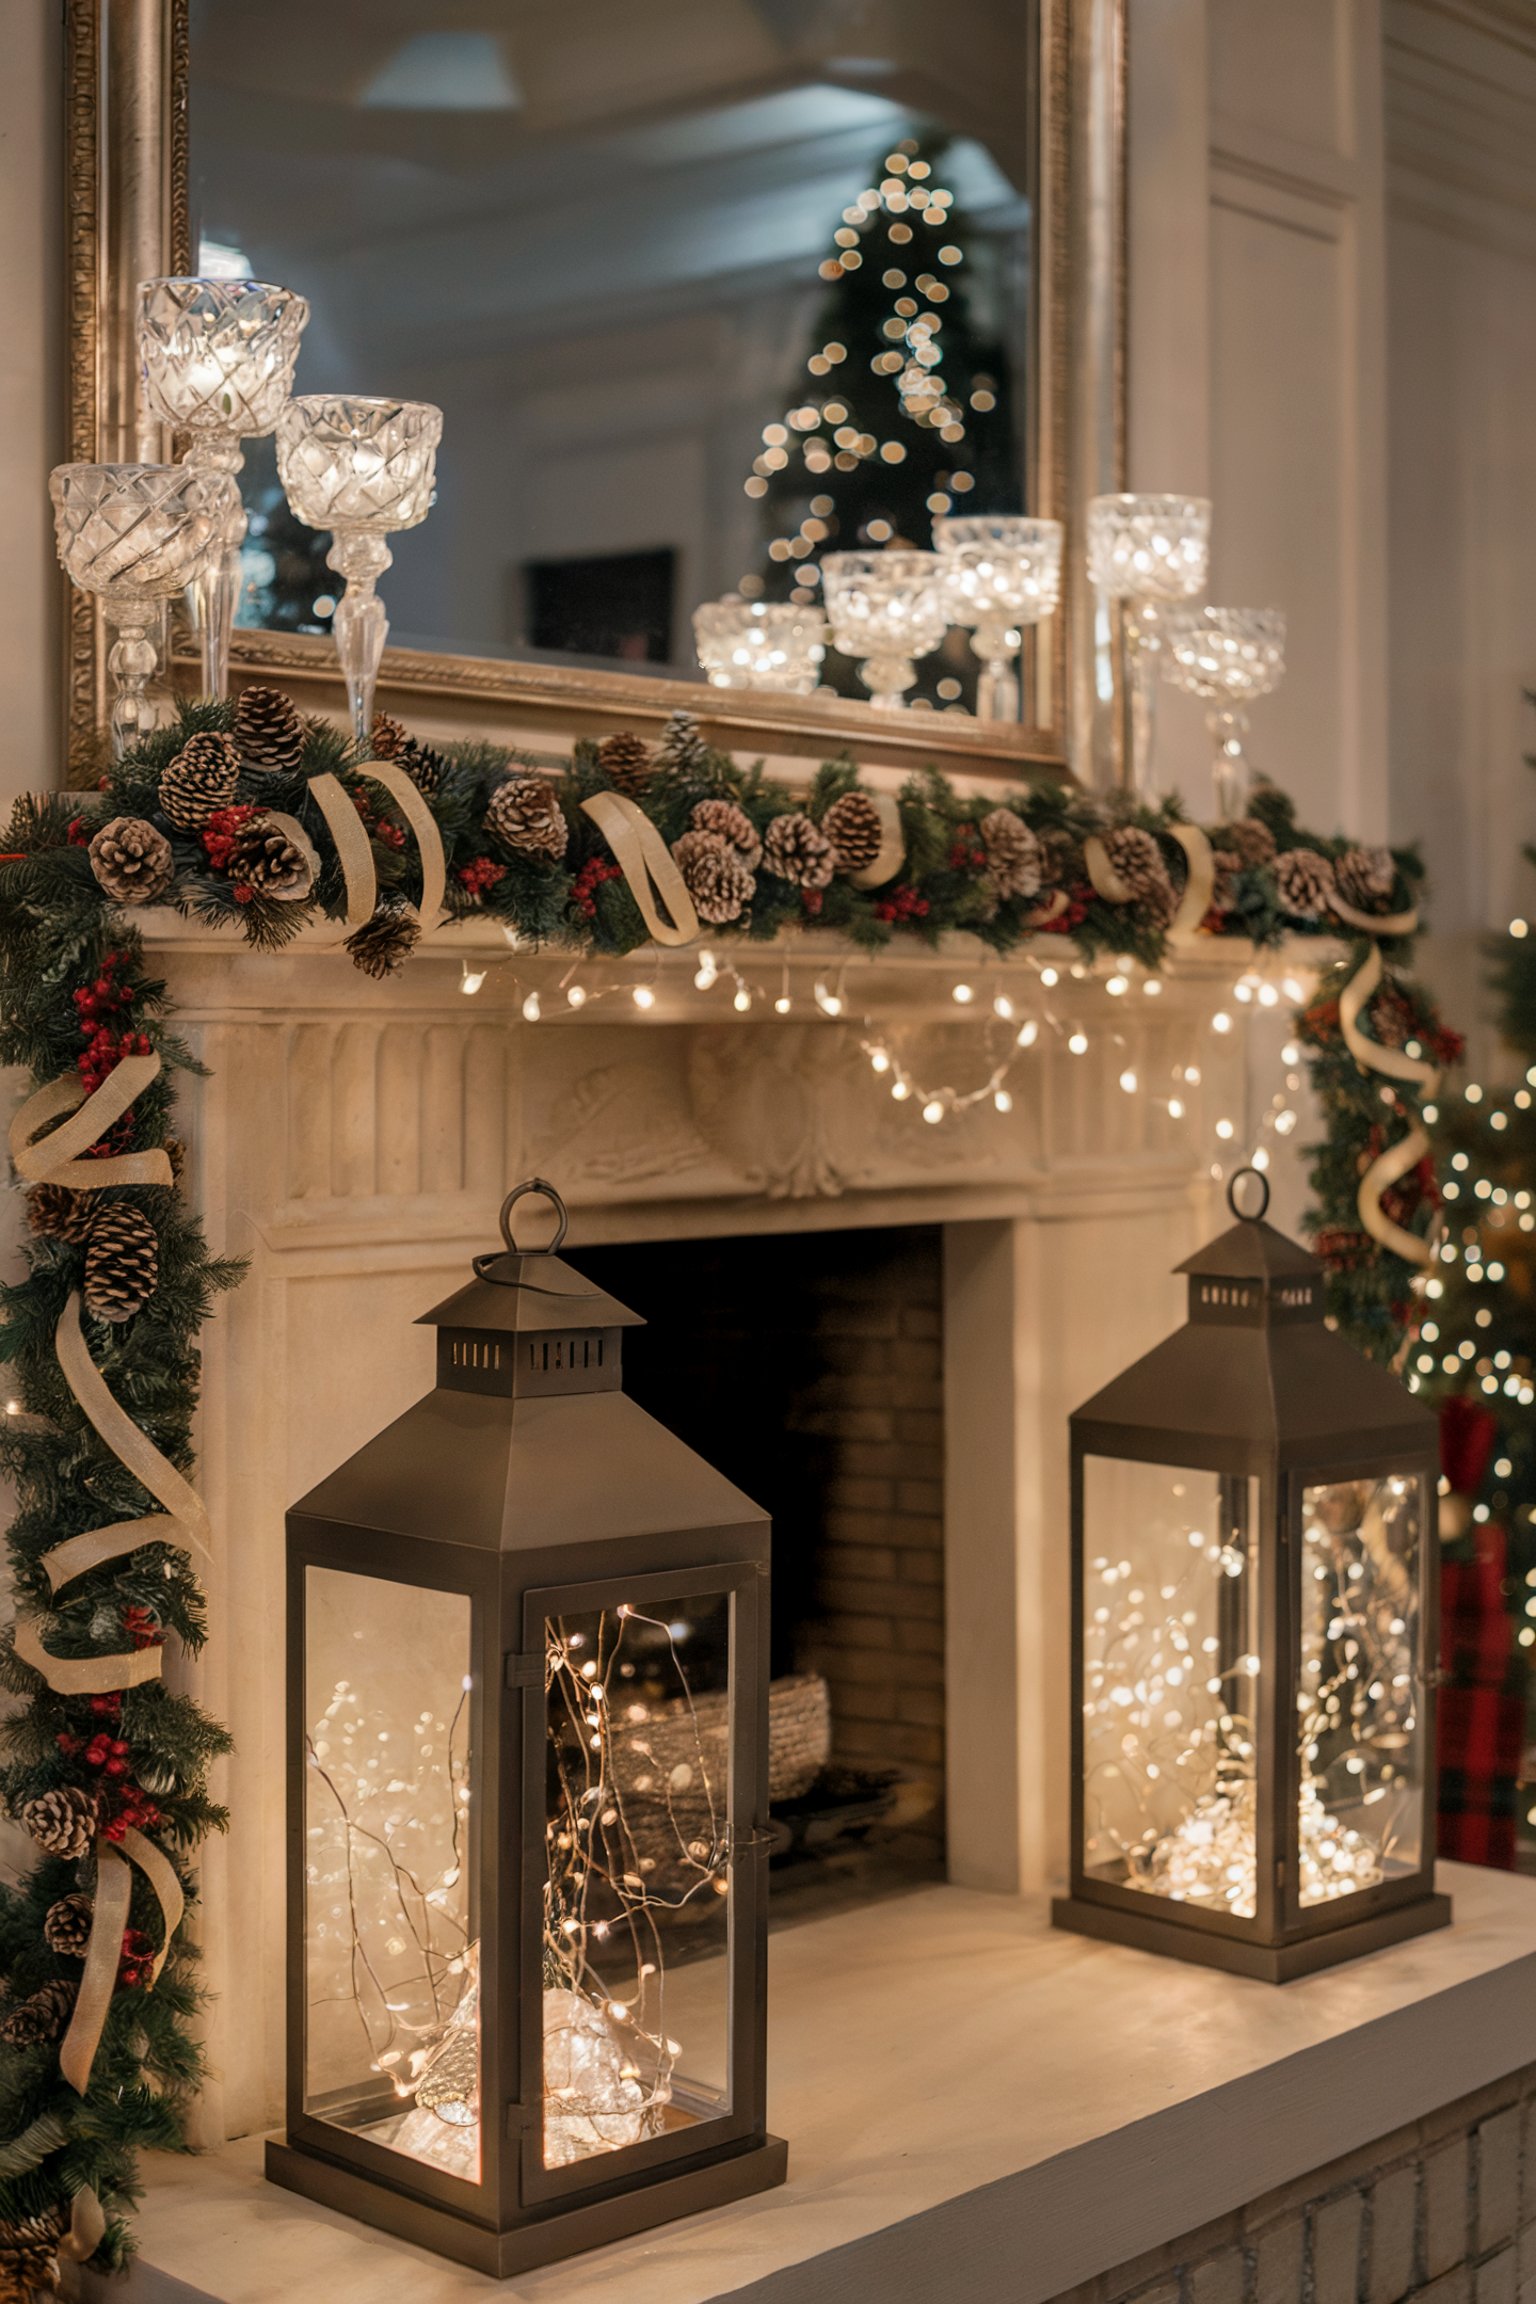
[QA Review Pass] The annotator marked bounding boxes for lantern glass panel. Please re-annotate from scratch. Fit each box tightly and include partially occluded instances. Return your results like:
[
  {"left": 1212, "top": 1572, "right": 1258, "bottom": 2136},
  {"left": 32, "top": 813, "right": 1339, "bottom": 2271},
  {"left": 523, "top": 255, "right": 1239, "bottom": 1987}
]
[
  {"left": 543, "top": 1588, "right": 734, "bottom": 2171},
  {"left": 1297, "top": 1473, "right": 1426, "bottom": 1905},
  {"left": 1083, "top": 1458, "right": 1261, "bottom": 1916},
  {"left": 302, "top": 1568, "right": 478, "bottom": 2180}
]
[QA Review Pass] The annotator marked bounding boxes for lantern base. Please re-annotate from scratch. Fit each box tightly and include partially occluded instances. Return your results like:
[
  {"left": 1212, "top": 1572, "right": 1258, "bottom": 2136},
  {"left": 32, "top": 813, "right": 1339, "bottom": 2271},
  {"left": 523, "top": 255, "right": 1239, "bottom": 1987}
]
[
  {"left": 1050, "top": 1889, "right": 1453, "bottom": 1982},
  {"left": 264, "top": 2130, "right": 789, "bottom": 2278}
]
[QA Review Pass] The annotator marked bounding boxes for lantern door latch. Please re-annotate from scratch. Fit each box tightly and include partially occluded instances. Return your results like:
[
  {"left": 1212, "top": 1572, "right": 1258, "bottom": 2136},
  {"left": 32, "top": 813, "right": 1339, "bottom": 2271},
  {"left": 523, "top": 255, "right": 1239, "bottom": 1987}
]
[
  {"left": 504, "top": 1650, "right": 544, "bottom": 1690},
  {"left": 504, "top": 2101, "right": 535, "bottom": 2139}
]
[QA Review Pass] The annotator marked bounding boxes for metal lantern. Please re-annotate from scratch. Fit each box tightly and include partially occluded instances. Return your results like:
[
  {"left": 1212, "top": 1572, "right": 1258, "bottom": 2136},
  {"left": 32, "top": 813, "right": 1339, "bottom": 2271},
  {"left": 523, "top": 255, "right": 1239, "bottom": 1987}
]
[
  {"left": 266, "top": 1180, "right": 786, "bottom": 2275},
  {"left": 1054, "top": 1170, "right": 1450, "bottom": 1981}
]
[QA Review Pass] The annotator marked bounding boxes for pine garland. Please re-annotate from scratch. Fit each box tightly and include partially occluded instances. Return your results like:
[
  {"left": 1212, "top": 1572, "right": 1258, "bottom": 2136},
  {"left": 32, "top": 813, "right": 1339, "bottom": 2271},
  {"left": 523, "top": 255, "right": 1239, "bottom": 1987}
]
[{"left": 0, "top": 694, "right": 1440, "bottom": 2263}]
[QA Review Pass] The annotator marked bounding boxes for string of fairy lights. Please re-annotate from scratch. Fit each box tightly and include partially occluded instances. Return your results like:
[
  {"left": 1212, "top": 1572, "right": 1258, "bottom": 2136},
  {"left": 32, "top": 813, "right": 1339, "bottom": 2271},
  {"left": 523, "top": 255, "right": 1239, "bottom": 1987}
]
[
  {"left": 1403, "top": 1053, "right": 1536, "bottom": 1417},
  {"left": 457, "top": 936, "right": 1314, "bottom": 1177}
]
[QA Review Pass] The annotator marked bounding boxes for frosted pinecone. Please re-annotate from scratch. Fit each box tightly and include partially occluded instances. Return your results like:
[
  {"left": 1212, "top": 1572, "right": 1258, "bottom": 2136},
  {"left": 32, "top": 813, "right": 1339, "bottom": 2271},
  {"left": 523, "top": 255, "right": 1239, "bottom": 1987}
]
[
  {"left": 672, "top": 830, "right": 755, "bottom": 926},
  {"left": 88, "top": 816, "right": 173, "bottom": 907},
  {"left": 762, "top": 812, "right": 835, "bottom": 889},
  {"left": 0, "top": 1981, "right": 75, "bottom": 2048},
  {"left": 233, "top": 685, "right": 305, "bottom": 776},
  {"left": 43, "top": 1892, "right": 94, "bottom": 1958},
  {"left": 980, "top": 809, "right": 1043, "bottom": 901},
  {"left": 485, "top": 776, "right": 569, "bottom": 861},
  {"left": 1210, "top": 848, "right": 1242, "bottom": 913},
  {"left": 159, "top": 731, "right": 239, "bottom": 831},
  {"left": 17, "top": 1787, "right": 97, "bottom": 1860},
  {"left": 821, "top": 790, "right": 885, "bottom": 875},
  {"left": 26, "top": 1184, "right": 95, "bottom": 1244},
  {"left": 1222, "top": 817, "right": 1277, "bottom": 869},
  {"left": 226, "top": 814, "right": 316, "bottom": 901},
  {"left": 346, "top": 896, "right": 420, "bottom": 979},
  {"left": 0, "top": 2208, "right": 63, "bottom": 2296},
  {"left": 369, "top": 714, "right": 446, "bottom": 800},
  {"left": 596, "top": 730, "right": 653, "bottom": 797},
  {"left": 1100, "top": 825, "right": 1176, "bottom": 923},
  {"left": 1333, "top": 844, "right": 1397, "bottom": 913},
  {"left": 655, "top": 709, "right": 709, "bottom": 776},
  {"left": 1275, "top": 847, "right": 1337, "bottom": 920},
  {"left": 83, "top": 1203, "right": 158, "bottom": 1323},
  {"left": 689, "top": 798, "right": 762, "bottom": 870}
]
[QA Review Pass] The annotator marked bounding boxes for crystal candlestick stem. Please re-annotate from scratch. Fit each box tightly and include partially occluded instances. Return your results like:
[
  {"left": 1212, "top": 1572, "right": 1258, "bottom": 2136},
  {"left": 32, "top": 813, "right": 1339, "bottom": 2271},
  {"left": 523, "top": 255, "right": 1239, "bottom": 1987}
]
[
  {"left": 1086, "top": 494, "right": 1210, "bottom": 792},
  {"left": 1164, "top": 607, "right": 1286, "bottom": 819},
  {"left": 137, "top": 278, "right": 309, "bottom": 701},
  {"left": 276, "top": 395, "right": 442, "bottom": 746},
  {"left": 50, "top": 462, "right": 239, "bottom": 757},
  {"left": 934, "top": 515, "right": 1063, "bottom": 721},
  {"left": 820, "top": 549, "right": 947, "bottom": 710}
]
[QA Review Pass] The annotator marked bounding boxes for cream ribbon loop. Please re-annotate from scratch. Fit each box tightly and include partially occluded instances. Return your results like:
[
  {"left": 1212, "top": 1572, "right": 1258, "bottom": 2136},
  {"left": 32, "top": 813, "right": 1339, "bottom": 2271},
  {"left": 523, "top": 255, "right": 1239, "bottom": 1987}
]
[
  {"left": 308, "top": 761, "right": 448, "bottom": 939},
  {"left": 10, "top": 1059, "right": 173, "bottom": 1191},
  {"left": 1168, "top": 823, "right": 1216, "bottom": 939},
  {"left": 580, "top": 791, "right": 700, "bottom": 947},
  {"left": 1334, "top": 933, "right": 1438, "bottom": 1268}
]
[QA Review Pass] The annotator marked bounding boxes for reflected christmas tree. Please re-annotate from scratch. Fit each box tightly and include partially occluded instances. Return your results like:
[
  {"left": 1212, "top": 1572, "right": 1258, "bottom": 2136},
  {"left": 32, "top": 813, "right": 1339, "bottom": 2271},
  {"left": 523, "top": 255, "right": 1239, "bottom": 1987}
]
[{"left": 742, "top": 133, "right": 1021, "bottom": 707}]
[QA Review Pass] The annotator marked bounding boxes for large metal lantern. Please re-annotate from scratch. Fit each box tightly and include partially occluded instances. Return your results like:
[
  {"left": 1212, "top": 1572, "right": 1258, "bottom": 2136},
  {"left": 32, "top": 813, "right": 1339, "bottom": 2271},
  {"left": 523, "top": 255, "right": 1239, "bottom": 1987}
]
[
  {"left": 266, "top": 1181, "right": 786, "bottom": 2275},
  {"left": 1053, "top": 1170, "right": 1450, "bottom": 1982}
]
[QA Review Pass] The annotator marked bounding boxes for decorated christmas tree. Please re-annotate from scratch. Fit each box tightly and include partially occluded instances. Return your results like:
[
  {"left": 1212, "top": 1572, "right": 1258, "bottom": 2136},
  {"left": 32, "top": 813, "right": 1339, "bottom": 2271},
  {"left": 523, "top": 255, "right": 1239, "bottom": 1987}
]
[{"left": 742, "top": 133, "right": 1021, "bottom": 705}]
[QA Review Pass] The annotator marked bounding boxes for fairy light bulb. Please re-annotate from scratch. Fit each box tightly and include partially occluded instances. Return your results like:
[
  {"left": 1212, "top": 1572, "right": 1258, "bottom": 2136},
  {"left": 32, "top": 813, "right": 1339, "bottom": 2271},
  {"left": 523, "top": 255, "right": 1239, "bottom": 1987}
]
[
  {"left": 733, "top": 986, "right": 751, "bottom": 1013},
  {"left": 891, "top": 1078, "right": 911, "bottom": 1101},
  {"left": 1016, "top": 1019, "right": 1038, "bottom": 1049},
  {"left": 1212, "top": 1012, "right": 1233, "bottom": 1034},
  {"left": 694, "top": 951, "right": 718, "bottom": 990},
  {"left": 922, "top": 1097, "right": 945, "bottom": 1124},
  {"left": 774, "top": 993, "right": 792, "bottom": 1014},
  {"left": 1068, "top": 1030, "right": 1088, "bottom": 1055},
  {"left": 952, "top": 983, "right": 974, "bottom": 1005},
  {"left": 631, "top": 985, "right": 656, "bottom": 1010},
  {"left": 1251, "top": 1146, "right": 1270, "bottom": 1170},
  {"left": 1168, "top": 1097, "right": 1185, "bottom": 1119},
  {"left": 1144, "top": 977, "right": 1162, "bottom": 998},
  {"left": 994, "top": 1088, "right": 1012, "bottom": 1114},
  {"left": 1215, "top": 1117, "right": 1235, "bottom": 1139},
  {"left": 1040, "top": 967, "right": 1059, "bottom": 988},
  {"left": 1257, "top": 982, "right": 1279, "bottom": 1008},
  {"left": 522, "top": 991, "right": 541, "bottom": 1023},
  {"left": 566, "top": 984, "right": 587, "bottom": 1009},
  {"left": 460, "top": 968, "right": 486, "bottom": 996},
  {"left": 1119, "top": 1069, "right": 1137, "bottom": 1094},
  {"left": 1106, "top": 974, "right": 1128, "bottom": 997},
  {"left": 993, "top": 993, "right": 1014, "bottom": 1021},
  {"left": 870, "top": 1048, "right": 890, "bottom": 1073}
]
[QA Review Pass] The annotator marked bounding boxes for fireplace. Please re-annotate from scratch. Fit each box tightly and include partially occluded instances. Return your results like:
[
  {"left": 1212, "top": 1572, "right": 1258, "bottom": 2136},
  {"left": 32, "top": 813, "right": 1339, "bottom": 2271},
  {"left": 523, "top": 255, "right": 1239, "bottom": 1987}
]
[{"left": 575, "top": 1226, "right": 948, "bottom": 1915}]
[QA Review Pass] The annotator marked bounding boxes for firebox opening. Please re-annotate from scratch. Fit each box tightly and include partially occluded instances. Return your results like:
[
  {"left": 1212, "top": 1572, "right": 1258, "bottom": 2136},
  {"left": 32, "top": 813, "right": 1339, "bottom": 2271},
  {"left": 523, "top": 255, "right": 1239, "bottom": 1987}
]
[{"left": 571, "top": 1226, "right": 946, "bottom": 1922}]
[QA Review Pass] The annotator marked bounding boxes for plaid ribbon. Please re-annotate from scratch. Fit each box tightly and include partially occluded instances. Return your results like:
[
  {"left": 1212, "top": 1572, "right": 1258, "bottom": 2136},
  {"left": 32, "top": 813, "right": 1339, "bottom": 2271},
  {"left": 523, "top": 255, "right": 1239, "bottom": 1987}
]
[{"left": 1438, "top": 1517, "right": 1526, "bottom": 1868}]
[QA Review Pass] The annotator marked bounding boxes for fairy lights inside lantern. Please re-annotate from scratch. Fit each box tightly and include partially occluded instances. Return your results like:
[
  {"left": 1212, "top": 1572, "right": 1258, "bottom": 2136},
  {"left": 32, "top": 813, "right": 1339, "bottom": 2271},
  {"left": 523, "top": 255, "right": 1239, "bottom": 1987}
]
[
  {"left": 1055, "top": 1168, "right": 1450, "bottom": 1980},
  {"left": 268, "top": 1179, "right": 785, "bottom": 2275}
]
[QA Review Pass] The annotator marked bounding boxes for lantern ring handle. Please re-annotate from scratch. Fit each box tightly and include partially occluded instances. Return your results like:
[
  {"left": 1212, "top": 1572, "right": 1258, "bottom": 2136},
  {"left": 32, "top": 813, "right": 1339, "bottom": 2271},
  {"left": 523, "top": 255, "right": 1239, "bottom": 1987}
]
[
  {"left": 1226, "top": 1165, "right": 1270, "bottom": 1223},
  {"left": 496, "top": 1177, "right": 569, "bottom": 1256}
]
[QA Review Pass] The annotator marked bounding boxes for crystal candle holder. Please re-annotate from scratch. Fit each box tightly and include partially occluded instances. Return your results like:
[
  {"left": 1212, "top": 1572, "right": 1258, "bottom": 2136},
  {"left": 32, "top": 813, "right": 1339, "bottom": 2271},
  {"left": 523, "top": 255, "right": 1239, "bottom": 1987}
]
[
  {"left": 50, "top": 461, "right": 239, "bottom": 757},
  {"left": 934, "top": 515, "right": 1063, "bottom": 721},
  {"left": 138, "top": 277, "right": 310, "bottom": 702},
  {"left": 276, "top": 394, "right": 443, "bottom": 745},
  {"left": 1086, "top": 493, "right": 1212, "bottom": 793},
  {"left": 1164, "top": 606, "right": 1286, "bottom": 820},
  {"left": 692, "top": 599, "right": 825, "bottom": 693},
  {"left": 820, "top": 550, "right": 947, "bottom": 710}
]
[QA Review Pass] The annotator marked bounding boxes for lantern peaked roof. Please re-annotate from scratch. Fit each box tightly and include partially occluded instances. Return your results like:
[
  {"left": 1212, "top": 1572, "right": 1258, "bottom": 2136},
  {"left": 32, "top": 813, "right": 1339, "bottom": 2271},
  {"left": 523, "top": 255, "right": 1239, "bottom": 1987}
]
[
  {"left": 417, "top": 1248, "right": 645, "bottom": 1336},
  {"left": 1177, "top": 1213, "right": 1321, "bottom": 1281}
]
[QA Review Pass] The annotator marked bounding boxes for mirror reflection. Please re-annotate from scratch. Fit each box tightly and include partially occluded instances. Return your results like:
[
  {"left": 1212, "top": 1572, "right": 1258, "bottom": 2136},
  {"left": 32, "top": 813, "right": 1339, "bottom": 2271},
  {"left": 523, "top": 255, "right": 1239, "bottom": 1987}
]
[{"left": 189, "top": 2, "right": 1036, "bottom": 711}]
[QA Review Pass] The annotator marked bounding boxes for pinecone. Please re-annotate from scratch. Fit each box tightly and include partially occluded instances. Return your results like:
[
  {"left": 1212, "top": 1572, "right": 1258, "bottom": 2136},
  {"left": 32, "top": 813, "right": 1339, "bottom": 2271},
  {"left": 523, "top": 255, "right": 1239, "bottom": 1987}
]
[
  {"left": 1334, "top": 844, "right": 1396, "bottom": 913},
  {"left": 43, "top": 1892, "right": 94, "bottom": 1958},
  {"left": 17, "top": 1787, "right": 96, "bottom": 1860},
  {"left": 597, "top": 730, "right": 653, "bottom": 798},
  {"left": 25, "top": 1185, "right": 95, "bottom": 1244},
  {"left": 1210, "top": 849, "right": 1242, "bottom": 913},
  {"left": 233, "top": 685, "right": 305, "bottom": 776},
  {"left": 346, "top": 897, "right": 420, "bottom": 980},
  {"left": 1040, "top": 826, "right": 1084, "bottom": 888},
  {"left": 158, "top": 731, "right": 239, "bottom": 832},
  {"left": 655, "top": 709, "right": 709, "bottom": 776},
  {"left": 821, "top": 790, "right": 884, "bottom": 875},
  {"left": 0, "top": 1981, "right": 74, "bottom": 2048},
  {"left": 369, "top": 716, "right": 447, "bottom": 800},
  {"left": 1099, "top": 825, "right": 1175, "bottom": 923},
  {"left": 226, "top": 814, "right": 316, "bottom": 902},
  {"left": 689, "top": 798, "right": 762, "bottom": 869},
  {"left": 83, "top": 1204, "right": 158, "bottom": 1323},
  {"left": 87, "top": 816, "right": 173, "bottom": 907},
  {"left": 1223, "top": 816, "right": 1277, "bottom": 869},
  {"left": 762, "top": 812, "right": 836, "bottom": 889},
  {"left": 369, "top": 712, "right": 409, "bottom": 761},
  {"left": 672, "top": 831, "right": 755, "bottom": 926},
  {"left": 485, "top": 776, "right": 569, "bottom": 861},
  {"left": 1275, "top": 847, "right": 1337, "bottom": 920},
  {"left": 0, "top": 2209, "right": 62, "bottom": 2300},
  {"left": 980, "top": 809, "right": 1043, "bottom": 901}
]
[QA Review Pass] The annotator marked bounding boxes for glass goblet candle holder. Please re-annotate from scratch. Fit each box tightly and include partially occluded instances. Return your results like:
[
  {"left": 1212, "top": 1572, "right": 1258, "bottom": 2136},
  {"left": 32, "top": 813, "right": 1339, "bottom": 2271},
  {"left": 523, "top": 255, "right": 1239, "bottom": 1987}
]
[
  {"left": 934, "top": 515, "right": 1063, "bottom": 721},
  {"left": 276, "top": 394, "right": 442, "bottom": 745},
  {"left": 1164, "top": 607, "right": 1286, "bottom": 820},
  {"left": 137, "top": 277, "right": 310, "bottom": 702},
  {"left": 50, "top": 461, "right": 239, "bottom": 758},
  {"left": 1086, "top": 493, "right": 1212, "bottom": 792},
  {"left": 692, "top": 599, "right": 826, "bottom": 693},
  {"left": 820, "top": 549, "right": 947, "bottom": 710}
]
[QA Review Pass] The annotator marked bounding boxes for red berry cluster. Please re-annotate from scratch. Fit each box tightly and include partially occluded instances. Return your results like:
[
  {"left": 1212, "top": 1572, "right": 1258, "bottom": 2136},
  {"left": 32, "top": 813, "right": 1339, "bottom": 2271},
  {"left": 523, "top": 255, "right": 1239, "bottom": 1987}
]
[
  {"left": 800, "top": 888, "right": 824, "bottom": 919},
  {"left": 102, "top": 1784, "right": 163, "bottom": 1844},
  {"left": 72, "top": 951, "right": 151, "bottom": 1095},
  {"left": 118, "top": 1928, "right": 157, "bottom": 1988},
  {"left": 874, "top": 884, "right": 930, "bottom": 924},
  {"left": 570, "top": 855, "right": 622, "bottom": 919},
  {"left": 947, "top": 823, "right": 987, "bottom": 873},
  {"left": 199, "top": 804, "right": 260, "bottom": 873},
  {"left": 352, "top": 789, "right": 406, "bottom": 851},
  {"left": 456, "top": 856, "right": 507, "bottom": 899},
  {"left": 1037, "top": 884, "right": 1093, "bottom": 934},
  {"left": 67, "top": 817, "right": 91, "bottom": 848},
  {"left": 123, "top": 1603, "right": 162, "bottom": 1651}
]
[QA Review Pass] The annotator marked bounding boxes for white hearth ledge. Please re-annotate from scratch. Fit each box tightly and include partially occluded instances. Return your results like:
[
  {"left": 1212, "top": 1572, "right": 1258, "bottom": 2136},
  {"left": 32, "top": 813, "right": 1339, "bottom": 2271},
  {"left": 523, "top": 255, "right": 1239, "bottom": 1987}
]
[{"left": 73, "top": 1864, "right": 1536, "bottom": 2304}]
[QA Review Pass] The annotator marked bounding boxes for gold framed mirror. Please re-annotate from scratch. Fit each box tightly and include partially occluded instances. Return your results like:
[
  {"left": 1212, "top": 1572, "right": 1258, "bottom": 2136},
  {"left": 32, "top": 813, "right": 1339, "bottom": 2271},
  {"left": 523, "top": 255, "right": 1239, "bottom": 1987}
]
[{"left": 64, "top": 0, "right": 1123, "bottom": 781}]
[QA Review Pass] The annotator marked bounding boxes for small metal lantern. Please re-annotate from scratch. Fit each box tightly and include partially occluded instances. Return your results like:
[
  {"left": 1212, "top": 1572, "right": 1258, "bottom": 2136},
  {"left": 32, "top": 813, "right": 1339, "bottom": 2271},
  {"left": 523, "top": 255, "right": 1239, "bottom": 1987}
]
[
  {"left": 267, "top": 1181, "right": 786, "bottom": 2275},
  {"left": 1054, "top": 1170, "right": 1450, "bottom": 1981}
]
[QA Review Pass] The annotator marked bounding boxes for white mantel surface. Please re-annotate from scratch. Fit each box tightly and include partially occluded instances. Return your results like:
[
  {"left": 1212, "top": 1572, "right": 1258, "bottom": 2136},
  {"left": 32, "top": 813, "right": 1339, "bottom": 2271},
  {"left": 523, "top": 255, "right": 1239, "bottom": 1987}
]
[{"left": 76, "top": 1864, "right": 1536, "bottom": 2304}]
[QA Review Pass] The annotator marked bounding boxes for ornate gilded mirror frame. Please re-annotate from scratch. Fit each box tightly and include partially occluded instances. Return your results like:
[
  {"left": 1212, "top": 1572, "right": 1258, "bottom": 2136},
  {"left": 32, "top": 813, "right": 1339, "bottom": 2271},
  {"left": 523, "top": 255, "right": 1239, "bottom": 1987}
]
[{"left": 63, "top": 0, "right": 1124, "bottom": 782}]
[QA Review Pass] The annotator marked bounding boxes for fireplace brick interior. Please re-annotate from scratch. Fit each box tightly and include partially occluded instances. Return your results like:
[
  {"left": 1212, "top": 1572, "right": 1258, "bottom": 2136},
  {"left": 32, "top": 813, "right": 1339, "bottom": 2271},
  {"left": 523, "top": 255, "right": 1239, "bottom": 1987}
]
[{"left": 572, "top": 1225, "right": 947, "bottom": 1886}]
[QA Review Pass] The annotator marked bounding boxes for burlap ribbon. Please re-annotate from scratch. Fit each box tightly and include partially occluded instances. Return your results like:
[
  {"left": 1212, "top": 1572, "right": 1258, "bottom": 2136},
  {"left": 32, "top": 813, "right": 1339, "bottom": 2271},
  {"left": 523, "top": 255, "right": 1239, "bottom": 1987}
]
[
  {"left": 307, "top": 760, "right": 446, "bottom": 937},
  {"left": 1083, "top": 824, "right": 1214, "bottom": 938},
  {"left": 580, "top": 791, "right": 700, "bottom": 946},
  {"left": 1333, "top": 924, "right": 1437, "bottom": 1267},
  {"left": 10, "top": 1060, "right": 173, "bottom": 1192}
]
